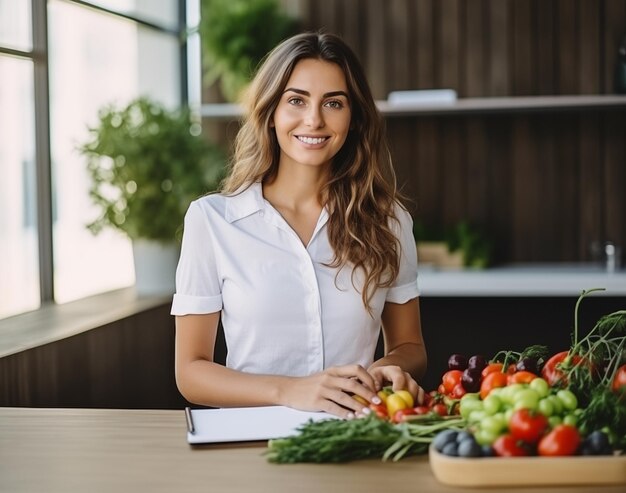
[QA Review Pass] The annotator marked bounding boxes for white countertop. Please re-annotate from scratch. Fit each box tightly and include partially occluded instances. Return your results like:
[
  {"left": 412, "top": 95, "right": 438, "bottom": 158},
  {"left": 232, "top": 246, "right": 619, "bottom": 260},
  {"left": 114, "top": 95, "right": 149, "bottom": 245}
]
[{"left": 418, "top": 263, "right": 626, "bottom": 297}]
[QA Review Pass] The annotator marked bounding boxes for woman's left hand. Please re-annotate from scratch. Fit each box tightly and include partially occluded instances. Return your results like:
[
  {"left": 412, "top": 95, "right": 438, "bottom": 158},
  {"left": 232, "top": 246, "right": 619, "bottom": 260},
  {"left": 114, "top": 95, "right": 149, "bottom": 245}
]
[{"left": 368, "top": 365, "right": 425, "bottom": 405}]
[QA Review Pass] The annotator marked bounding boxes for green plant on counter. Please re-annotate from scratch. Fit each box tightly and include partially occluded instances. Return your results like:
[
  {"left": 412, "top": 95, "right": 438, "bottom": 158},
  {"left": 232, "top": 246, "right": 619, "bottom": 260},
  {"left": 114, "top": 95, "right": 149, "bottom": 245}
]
[
  {"left": 199, "top": 0, "right": 299, "bottom": 102},
  {"left": 79, "top": 97, "right": 226, "bottom": 242},
  {"left": 413, "top": 220, "right": 493, "bottom": 269},
  {"left": 447, "top": 221, "right": 493, "bottom": 269}
]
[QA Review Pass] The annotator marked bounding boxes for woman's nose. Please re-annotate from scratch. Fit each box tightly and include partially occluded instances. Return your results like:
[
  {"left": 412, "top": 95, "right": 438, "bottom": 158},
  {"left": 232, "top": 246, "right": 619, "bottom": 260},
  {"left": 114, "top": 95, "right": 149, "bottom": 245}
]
[{"left": 304, "top": 106, "right": 324, "bottom": 128}]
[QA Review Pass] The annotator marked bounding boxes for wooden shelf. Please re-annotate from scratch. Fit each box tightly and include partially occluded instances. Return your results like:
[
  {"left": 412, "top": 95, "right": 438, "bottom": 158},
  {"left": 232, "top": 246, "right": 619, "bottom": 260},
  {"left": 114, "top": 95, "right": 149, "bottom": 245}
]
[{"left": 200, "top": 95, "right": 626, "bottom": 120}]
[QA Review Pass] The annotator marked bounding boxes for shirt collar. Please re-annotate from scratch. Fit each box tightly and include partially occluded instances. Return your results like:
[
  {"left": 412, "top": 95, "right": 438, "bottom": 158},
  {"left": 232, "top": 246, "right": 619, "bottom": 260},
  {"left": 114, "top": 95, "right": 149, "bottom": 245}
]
[{"left": 224, "top": 182, "right": 265, "bottom": 223}]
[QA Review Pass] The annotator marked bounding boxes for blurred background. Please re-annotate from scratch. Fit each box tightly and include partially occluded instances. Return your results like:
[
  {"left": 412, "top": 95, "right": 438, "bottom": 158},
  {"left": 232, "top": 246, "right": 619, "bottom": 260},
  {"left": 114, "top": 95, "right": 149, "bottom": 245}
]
[{"left": 1, "top": 0, "right": 625, "bottom": 405}]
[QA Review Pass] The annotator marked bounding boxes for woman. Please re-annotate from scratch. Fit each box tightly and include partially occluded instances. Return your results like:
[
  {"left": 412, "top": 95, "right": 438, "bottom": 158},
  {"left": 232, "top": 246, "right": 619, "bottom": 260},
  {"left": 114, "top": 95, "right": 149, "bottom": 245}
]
[{"left": 172, "top": 32, "right": 427, "bottom": 419}]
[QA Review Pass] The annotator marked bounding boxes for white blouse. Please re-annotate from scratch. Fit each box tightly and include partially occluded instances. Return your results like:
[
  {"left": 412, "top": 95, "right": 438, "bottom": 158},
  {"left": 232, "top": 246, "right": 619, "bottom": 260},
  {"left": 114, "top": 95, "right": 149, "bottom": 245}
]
[{"left": 171, "top": 182, "right": 419, "bottom": 376}]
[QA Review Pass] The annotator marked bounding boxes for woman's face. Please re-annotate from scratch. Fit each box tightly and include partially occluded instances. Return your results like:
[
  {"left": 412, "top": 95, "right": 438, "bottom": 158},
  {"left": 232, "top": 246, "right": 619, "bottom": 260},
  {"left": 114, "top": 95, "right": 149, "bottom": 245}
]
[{"left": 272, "top": 58, "right": 352, "bottom": 172}]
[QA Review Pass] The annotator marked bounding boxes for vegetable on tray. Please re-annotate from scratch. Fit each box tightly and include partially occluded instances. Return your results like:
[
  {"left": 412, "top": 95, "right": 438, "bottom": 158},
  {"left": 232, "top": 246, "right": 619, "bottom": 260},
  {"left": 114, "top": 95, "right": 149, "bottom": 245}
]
[{"left": 266, "top": 288, "right": 625, "bottom": 464}]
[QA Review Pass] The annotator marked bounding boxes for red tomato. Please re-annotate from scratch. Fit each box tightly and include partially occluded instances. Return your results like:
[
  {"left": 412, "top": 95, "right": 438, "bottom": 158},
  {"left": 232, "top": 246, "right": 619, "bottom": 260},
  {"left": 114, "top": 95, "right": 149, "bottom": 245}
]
[
  {"left": 537, "top": 425, "right": 580, "bottom": 456},
  {"left": 481, "top": 362, "right": 503, "bottom": 378},
  {"left": 369, "top": 402, "right": 388, "bottom": 419},
  {"left": 541, "top": 351, "right": 583, "bottom": 386},
  {"left": 451, "top": 382, "right": 467, "bottom": 399},
  {"left": 612, "top": 364, "right": 626, "bottom": 393},
  {"left": 509, "top": 408, "right": 548, "bottom": 443},
  {"left": 437, "top": 383, "right": 446, "bottom": 395},
  {"left": 492, "top": 434, "right": 529, "bottom": 457},
  {"left": 392, "top": 408, "right": 417, "bottom": 423},
  {"left": 432, "top": 403, "right": 448, "bottom": 416},
  {"left": 507, "top": 371, "right": 538, "bottom": 385},
  {"left": 480, "top": 371, "right": 508, "bottom": 399},
  {"left": 442, "top": 370, "right": 463, "bottom": 394},
  {"left": 412, "top": 406, "right": 431, "bottom": 415}
]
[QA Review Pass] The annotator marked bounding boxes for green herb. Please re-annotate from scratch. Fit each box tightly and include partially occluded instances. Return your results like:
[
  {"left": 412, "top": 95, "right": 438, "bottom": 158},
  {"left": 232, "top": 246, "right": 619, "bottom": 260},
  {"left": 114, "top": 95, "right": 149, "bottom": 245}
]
[
  {"left": 491, "top": 345, "right": 550, "bottom": 369},
  {"left": 577, "top": 387, "right": 626, "bottom": 449},
  {"left": 266, "top": 414, "right": 465, "bottom": 464}
]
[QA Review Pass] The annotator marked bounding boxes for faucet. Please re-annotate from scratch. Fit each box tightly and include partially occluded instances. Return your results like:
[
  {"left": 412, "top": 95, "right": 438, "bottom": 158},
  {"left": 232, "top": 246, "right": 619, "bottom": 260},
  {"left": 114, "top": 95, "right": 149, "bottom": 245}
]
[{"left": 605, "top": 242, "right": 622, "bottom": 273}]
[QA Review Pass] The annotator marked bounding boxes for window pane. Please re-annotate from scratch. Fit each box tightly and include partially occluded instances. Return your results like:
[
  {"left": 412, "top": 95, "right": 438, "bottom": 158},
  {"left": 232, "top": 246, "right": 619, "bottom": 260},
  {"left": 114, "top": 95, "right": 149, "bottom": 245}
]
[
  {"left": 82, "top": 0, "right": 179, "bottom": 30},
  {"left": 0, "top": 55, "right": 40, "bottom": 318},
  {"left": 49, "top": 0, "right": 181, "bottom": 303},
  {"left": 0, "top": 0, "right": 32, "bottom": 51}
]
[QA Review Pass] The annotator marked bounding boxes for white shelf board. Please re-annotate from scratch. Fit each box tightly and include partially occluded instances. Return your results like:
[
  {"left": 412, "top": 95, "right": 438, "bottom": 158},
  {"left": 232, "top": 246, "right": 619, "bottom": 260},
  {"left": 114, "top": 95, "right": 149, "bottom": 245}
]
[{"left": 200, "top": 95, "right": 626, "bottom": 120}]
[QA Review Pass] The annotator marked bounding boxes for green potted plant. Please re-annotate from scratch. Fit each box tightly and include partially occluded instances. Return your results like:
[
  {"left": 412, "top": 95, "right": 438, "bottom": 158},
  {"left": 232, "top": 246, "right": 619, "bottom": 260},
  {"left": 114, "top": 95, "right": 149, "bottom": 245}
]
[
  {"left": 200, "top": 0, "right": 299, "bottom": 102},
  {"left": 79, "top": 97, "right": 225, "bottom": 295},
  {"left": 413, "top": 221, "right": 492, "bottom": 270}
]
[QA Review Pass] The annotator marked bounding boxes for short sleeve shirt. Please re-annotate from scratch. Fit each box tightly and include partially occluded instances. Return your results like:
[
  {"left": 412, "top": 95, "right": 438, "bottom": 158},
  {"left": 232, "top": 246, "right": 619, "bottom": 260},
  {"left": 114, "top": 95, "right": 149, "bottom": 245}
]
[{"left": 170, "top": 182, "right": 419, "bottom": 377}]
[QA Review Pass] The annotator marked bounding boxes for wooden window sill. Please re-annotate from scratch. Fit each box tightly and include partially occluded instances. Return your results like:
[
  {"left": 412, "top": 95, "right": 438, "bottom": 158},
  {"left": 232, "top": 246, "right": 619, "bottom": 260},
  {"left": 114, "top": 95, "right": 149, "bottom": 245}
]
[{"left": 0, "top": 288, "right": 172, "bottom": 358}]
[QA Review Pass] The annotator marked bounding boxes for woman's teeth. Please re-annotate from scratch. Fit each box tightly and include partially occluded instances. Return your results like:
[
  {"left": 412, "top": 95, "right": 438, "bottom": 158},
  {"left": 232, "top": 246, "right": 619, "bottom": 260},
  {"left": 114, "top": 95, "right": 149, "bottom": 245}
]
[{"left": 297, "top": 136, "right": 326, "bottom": 144}]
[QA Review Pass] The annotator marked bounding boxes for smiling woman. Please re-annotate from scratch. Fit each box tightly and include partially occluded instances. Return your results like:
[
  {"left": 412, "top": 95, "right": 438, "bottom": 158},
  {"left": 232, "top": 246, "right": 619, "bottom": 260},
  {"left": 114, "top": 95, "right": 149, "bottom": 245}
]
[{"left": 172, "top": 32, "right": 427, "bottom": 420}]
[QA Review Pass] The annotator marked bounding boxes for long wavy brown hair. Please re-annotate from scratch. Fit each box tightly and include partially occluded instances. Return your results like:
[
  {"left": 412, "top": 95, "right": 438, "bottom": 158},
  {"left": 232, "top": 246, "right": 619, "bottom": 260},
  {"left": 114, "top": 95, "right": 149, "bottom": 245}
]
[{"left": 221, "top": 32, "right": 405, "bottom": 313}]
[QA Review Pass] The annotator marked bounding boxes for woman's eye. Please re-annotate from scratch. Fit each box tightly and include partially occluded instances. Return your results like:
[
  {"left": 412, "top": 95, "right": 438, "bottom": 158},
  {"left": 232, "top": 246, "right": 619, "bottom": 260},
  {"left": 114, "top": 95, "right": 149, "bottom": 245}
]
[
  {"left": 288, "top": 97, "right": 304, "bottom": 106},
  {"left": 325, "top": 100, "right": 344, "bottom": 109}
]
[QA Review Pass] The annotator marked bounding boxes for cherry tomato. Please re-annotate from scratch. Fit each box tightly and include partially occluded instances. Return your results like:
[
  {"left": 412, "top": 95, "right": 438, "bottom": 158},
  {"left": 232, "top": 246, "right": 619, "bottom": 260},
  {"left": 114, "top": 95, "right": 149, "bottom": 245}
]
[
  {"left": 481, "top": 362, "right": 504, "bottom": 378},
  {"left": 394, "top": 389, "right": 415, "bottom": 408},
  {"left": 393, "top": 408, "right": 417, "bottom": 423},
  {"left": 386, "top": 393, "right": 409, "bottom": 418},
  {"left": 377, "top": 389, "right": 392, "bottom": 403},
  {"left": 369, "top": 402, "right": 388, "bottom": 419},
  {"left": 612, "top": 364, "right": 626, "bottom": 393},
  {"left": 432, "top": 403, "right": 448, "bottom": 416},
  {"left": 541, "top": 351, "right": 583, "bottom": 387},
  {"left": 442, "top": 370, "right": 463, "bottom": 394},
  {"left": 413, "top": 406, "right": 431, "bottom": 415},
  {"left": 492, "top": 434, "right": 529, "bottom": 457},
  {"left": 509, "top": 408, "right": 548, "bottom": 443},
  {"left": 507, "top": 371, "right": 538, "bottom": 385},
  {"left": 480, "top": 371, "right": 508, "bottom": 399},
  {"left": 537, "top": 425, "right": 581, "bottom": 456},
  {"left": 451, "top": 382, "right": 467, "bottom": 399}
]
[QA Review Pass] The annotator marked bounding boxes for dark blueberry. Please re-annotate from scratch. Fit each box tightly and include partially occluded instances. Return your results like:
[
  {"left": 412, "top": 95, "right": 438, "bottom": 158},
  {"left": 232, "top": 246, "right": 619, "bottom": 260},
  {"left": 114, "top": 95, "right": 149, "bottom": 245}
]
[
  {"left": 455, "top": 430, "right": 473, "bottom": 444},
  {"left": 433, "top": 429, "right": 458, "bottom": 452},
  {"left": 585, "top": 430, "right": 612, "bottom": 455},
  {"left": 481, "top": 444, "right": 495, "bottom": 457},
  {"left": 461, "top": 368, "right": 482, "bottom": 393},
  {"left": 448, "top": 354, "right": 468, "bottom": 371},
  {"left": 516, "top": 357, "right": 538, "bottom": 374},
  {"left": 467, "top": 354, "right": 487, "bottom": 371},
  {"left": 441, "top": 441, "right": 459, "bottom": 456},
  {"left": 458, "top": 438, "right": 482, "bottom": 458}
]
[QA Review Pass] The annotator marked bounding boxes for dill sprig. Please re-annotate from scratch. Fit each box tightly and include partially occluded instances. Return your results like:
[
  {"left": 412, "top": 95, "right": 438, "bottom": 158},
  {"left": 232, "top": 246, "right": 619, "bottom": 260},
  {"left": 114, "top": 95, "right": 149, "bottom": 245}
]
[{"left": 266, "top": 414, "right": 465, "bottom": 464}]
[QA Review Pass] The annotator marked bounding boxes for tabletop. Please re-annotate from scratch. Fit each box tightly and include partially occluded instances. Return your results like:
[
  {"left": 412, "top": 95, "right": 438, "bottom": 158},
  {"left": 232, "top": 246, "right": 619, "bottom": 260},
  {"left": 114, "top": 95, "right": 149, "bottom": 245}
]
[{"left": 1, "top": 407, "right": 624, "bottom": 493}]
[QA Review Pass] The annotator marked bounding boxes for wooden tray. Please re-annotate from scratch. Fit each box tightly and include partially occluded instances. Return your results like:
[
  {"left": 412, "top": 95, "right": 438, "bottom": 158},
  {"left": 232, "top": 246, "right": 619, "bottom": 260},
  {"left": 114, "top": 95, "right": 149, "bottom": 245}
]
[{"left": 429, "top": 445, "right": 626, "bottom": 487}]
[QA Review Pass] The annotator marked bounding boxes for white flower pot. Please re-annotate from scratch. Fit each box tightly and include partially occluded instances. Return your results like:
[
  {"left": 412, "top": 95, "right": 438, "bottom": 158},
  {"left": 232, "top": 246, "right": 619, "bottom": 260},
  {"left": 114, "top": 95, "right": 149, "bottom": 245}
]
[{"left": 132, "top": 239, "right": 180, "bottom": 297}]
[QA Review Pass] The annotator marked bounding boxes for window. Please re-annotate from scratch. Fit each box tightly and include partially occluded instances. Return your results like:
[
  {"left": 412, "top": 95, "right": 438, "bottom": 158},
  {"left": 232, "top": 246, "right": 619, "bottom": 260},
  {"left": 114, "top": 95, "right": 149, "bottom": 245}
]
[{"left": 0, "top": 0, "right": 193, "bottom": 318}]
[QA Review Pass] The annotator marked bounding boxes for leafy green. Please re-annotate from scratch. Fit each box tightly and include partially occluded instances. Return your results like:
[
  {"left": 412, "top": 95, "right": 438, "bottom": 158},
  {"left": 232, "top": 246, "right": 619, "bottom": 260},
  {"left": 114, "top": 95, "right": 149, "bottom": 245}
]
[
  {"left": 79, "top": 97, "right": 225, "bottom": 242},
  {"left": 200, "top": 0, "right": 298, "bottom": 101},
  {"left": 266, "top": 414, "right": 465, "bottom": 464},
  {"left": 577, "top": 387, "right": 626, "bottom": 449}
]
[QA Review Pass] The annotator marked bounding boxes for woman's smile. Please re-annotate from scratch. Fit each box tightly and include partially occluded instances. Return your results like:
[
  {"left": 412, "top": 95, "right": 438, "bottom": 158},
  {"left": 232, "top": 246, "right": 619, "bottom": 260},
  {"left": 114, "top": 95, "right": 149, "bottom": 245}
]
[{"left": 272, "top": 58, "right": 352, "bottom": 170}]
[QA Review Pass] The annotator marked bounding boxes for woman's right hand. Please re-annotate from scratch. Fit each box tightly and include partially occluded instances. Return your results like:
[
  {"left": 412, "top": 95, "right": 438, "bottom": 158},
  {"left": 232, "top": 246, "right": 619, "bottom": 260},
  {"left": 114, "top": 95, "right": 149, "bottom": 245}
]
[{"left": 280, "top": 365, "right": 383, "bottom": 419}]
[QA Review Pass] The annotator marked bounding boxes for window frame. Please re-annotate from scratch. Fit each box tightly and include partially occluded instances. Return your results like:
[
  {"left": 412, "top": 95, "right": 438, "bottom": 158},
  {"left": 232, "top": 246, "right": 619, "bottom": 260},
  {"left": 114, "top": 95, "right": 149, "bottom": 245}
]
[{"left": 0, "top": 0, "right": 188, "bottom": 311}]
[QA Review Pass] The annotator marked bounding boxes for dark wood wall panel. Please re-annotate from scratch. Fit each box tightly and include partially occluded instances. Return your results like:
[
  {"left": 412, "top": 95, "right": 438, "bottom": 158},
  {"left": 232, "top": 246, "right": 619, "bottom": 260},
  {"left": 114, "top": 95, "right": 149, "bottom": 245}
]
[
  {"left": 382, "top": 111, "right": 625, "bottom": 264},
  {"left": 288, "top": 0, "right": 626, "bottom": 98},
  {"left": 279, "top": 0, "right": 626, "bottom": 263},
  {"left": 0, "top": 305, "right": 187, "bottom": 409}
]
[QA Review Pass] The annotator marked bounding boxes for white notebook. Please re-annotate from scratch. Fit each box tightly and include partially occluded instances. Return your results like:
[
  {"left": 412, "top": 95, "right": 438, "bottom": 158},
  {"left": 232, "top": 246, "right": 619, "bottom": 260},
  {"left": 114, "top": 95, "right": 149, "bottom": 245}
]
[{"left": 186, "top": 406, "right": 335, "bottom": 444}]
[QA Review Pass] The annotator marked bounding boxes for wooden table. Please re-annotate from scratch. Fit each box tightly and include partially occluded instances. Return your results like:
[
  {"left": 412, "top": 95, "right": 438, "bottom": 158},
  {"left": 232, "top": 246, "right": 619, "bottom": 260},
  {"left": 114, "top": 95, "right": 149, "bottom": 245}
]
[{"left": 0, "top": 408, "right": 624, "bottom": 493}]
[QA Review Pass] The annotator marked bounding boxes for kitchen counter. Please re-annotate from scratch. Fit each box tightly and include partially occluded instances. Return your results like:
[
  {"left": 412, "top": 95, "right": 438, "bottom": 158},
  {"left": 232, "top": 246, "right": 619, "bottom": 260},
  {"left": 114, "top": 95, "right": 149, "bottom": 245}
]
[
  {"left": 1, "top": 407, "right": 624, "bottom": 493},
  {"left": 418, "top": 263, "right": 626, "bottom": 297}
]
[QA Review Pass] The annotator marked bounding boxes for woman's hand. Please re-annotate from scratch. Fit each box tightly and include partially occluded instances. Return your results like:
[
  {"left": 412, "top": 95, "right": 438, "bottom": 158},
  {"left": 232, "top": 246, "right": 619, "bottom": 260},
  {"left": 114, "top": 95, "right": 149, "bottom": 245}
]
[
  {"left": 368, "top": 365, "right": 426, "bottom": 406},
  {"left": 280, "top": 365, "right": 383, "bottom": 419}
]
